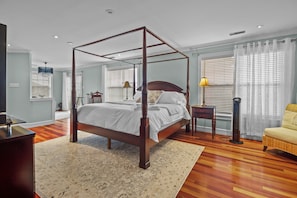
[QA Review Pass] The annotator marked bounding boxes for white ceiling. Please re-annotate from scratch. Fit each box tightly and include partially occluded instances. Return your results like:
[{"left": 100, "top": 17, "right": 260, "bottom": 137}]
[{"left": 1, "top": 0, "right": 297, "bottom": 68}]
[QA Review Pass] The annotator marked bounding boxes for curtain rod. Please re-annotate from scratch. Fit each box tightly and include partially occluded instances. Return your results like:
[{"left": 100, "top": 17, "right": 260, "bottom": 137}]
[
  {"left": 192, "top": 37, "right": 297, "bottom": 52},
  {"left": 235, "top": 38, "right": 297, "bottom": 48},
  {"left": 244, "top": 38, "right": 296, "bottom": 44}
]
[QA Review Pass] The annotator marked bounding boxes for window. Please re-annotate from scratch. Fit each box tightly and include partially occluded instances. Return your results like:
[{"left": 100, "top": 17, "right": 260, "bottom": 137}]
[
  {"left": 105, "top": 67, "right": 137, "bottom": 101},
  {"left": 31, "top": 69, "right": 52, "bottom": 99},
  {"left": 201, "top": 55, "right": 235, "bottom": 114},
  {"left": 234, "top": 42, "right": 288, "bottom": 118}
]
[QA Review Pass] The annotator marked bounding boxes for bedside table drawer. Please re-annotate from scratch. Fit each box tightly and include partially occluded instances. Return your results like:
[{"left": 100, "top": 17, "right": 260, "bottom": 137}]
[
  {"left": 191, "top": 106, "right": 215, "bottom": 119},
  {"left": 192, "top": 111, "right": 213, "bottom": 119},
  {"left": 194, "top": 108, "right": 213, "bottom": 114}
]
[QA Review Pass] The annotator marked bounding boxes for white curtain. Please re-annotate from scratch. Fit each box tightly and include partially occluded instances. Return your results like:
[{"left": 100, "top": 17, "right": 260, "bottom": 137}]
[
  {"left": 62, "top": 72, "right": 70, "bottom": 110},
  {"left": 234, "top": 38, "right": 296, "bottom": 139}
]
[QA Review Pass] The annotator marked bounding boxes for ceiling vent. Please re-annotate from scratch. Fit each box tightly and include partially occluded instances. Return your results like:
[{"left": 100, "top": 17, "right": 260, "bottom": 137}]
[{"left": 229, "top": 30, "right": 246, "bottom": 36}]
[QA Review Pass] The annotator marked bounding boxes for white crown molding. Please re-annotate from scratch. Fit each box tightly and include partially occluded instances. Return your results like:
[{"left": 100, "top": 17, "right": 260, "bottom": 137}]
[{"left": 185, "top": 28, "right": 297, "bottom": 52}]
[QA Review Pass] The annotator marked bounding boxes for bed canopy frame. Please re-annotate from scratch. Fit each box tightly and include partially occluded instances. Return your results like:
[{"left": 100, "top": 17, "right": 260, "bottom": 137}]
[{"left": 71, "top": 26, "right": 190, "bottom": 169}]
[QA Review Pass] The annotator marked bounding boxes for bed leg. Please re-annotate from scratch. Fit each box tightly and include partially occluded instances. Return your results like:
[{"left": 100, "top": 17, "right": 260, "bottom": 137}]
[
  {"left": 107, "top": 138, "right": 111, "bottom": 149},
  {"left": 185, "top": 123, "right": 190, "bottom": 133},
  {"left": 139, "top": 118, "right": 150, "bottom": 169},
  {"left": 263, "top": 146, "right": 268, "bottom": 151},
  {"left": 70, "top": 108, "right": 78, "bottom": 142}
]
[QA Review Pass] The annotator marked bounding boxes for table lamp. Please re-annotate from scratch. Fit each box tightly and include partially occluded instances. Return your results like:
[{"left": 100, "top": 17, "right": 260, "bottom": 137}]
[
  {"left": 199, "top": 77, "right": 208, "bottom": 106},
  {"left": 123, "top": 81, "right": 131, "bottom": 100}
]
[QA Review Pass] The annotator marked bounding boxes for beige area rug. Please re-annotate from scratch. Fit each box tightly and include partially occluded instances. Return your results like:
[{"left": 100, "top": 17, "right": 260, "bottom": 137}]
[{"left": 35, "top": 131, "right": 204, "bottom": 198}]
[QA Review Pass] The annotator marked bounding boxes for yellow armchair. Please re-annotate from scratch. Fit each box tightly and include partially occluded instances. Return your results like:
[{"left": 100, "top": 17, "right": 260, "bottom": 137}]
[{"left": 262, "top": 104, "right": 297, "bottom": 155}]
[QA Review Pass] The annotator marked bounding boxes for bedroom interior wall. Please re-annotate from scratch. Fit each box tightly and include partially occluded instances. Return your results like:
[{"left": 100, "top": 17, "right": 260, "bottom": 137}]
[
  {"left": 53, "top": 70, "right": 63, "bottom": 110},
  {"left": 81, "top": 65, "right": 102, "bottom": 104},
  {"left": 7, "top": 52, "right": 53, "bottom": 123},
  {"left": 52, "top": 65, "right": 103, "bottom": 107}
]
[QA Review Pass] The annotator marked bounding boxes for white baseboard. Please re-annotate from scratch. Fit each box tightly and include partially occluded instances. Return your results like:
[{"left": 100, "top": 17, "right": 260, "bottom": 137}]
[
  {"left": 18, "top": 120, "right": 55, "bottom": 128},
  {"left": 195, "top": 125, "right": 232, "bottom": 136}
]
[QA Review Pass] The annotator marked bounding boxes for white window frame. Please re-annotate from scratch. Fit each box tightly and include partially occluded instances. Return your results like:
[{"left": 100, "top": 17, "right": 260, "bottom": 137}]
[
  {"left": 30, "top": 67, "right": 53, "bottom": 101},
  {"left": 198, "top": 51, "right": 234, "bottom": 116},
  {"left": 104, "top": 66, "right": 137, "bottom": 102}
]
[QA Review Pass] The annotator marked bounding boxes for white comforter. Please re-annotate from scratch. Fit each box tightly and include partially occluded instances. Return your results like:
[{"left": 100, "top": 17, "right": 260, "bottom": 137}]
[{"left": 77, "top": 101, "right": 191, "bottom": 142}]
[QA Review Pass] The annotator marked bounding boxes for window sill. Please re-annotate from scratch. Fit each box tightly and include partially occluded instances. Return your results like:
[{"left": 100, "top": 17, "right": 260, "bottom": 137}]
[
  {"left": 216, "top": 113, "right": 232, "bottom": 121},
  {"left": 30, "top": 98, "right": 53, "bottom": 102}
]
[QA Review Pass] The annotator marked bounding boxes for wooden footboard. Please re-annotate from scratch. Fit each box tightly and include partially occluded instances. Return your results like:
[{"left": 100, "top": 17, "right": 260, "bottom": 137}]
[{"left": 74, "top": 118, "right": 189, "bottom": 169}]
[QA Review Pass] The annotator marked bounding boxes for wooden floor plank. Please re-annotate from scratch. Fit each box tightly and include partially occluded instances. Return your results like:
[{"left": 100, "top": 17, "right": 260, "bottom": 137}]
[{"left": 29, "top": 119, "right": 297, "bottom": 197}]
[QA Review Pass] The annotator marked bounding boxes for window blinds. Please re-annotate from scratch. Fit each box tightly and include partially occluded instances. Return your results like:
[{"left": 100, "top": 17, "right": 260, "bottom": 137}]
[{"left": 201, "top": 56, "right": 235, "bottom": 113}]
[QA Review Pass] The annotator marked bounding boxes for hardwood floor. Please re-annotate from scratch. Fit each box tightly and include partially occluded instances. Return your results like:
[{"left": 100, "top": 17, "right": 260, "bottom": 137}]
[
  {"left": 30, "top": 119, "right": 297, "bottom": 198},
  {"left": 33, "top": 119, "right": 69, "bottom": 143}
]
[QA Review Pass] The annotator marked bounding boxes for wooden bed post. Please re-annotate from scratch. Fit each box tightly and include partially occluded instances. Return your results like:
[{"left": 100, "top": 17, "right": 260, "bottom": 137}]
[
  {"left": 133, "top": 64, "right": 136, "bottom": 96},
  {"left": 186, "top": 57, "right": 190, "bottom": 132},
  {"left": 70, "top": 49, "right": 77, "bottom": 142},
  {"left": 139, "top": 27, "right": 150, "bottom": 169}
]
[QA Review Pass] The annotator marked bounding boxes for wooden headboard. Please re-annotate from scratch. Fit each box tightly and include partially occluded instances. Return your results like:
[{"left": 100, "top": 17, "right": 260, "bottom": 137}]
[{"left": 137, "top": 81, "right": 184, "bottom": 93}]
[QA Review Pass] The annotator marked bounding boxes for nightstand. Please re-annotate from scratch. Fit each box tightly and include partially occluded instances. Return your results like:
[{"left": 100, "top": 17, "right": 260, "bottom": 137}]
[{"left": 191, "top": 105, "right": 216, "bottom": 139}]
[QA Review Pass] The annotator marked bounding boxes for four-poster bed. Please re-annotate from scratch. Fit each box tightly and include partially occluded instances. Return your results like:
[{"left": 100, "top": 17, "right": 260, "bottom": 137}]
[{"left": 71, "top": 26, "right": 190, "bottom": 169}]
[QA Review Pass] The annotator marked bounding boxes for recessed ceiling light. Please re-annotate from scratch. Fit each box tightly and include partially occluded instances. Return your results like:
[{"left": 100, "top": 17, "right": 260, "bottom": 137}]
[
  {"left": 7, "top": 43, "right": 11, "bottom": 47},
  {"left": 53, "top": 35, "right": 59, "bottom": 39},
  {"left": 257, "top": 25, "right": 263, "bottom": 29}
]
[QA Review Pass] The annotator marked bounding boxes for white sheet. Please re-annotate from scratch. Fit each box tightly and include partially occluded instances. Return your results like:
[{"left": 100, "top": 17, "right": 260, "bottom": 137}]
[{"left": 77, "top": 102, "right": 191, "bottom": 142}]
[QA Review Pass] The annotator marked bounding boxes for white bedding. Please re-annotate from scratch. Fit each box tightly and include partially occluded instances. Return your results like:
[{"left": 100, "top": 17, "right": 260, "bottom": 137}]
[{"left": 77, "top": 101, "right": 191, "bottom": 142}]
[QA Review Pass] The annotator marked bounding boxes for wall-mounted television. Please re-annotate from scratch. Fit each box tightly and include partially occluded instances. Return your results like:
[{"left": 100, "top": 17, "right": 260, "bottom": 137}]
[{"left": 0, "top": 24, "right": 7, "bottom": 113}]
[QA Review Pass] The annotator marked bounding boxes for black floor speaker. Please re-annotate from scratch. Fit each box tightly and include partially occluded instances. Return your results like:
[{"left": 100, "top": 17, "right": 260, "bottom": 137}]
[{"left": 230, "top": 97, "right": 243, "bottom": 144}]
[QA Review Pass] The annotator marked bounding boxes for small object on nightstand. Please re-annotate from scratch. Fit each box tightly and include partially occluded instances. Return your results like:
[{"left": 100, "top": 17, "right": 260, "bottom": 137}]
[{"left": 191, "top": 105, "right": 216, "bottom": 139}]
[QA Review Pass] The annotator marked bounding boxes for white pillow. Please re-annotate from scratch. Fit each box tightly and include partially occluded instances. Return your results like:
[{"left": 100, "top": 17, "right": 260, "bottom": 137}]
[
  {"left": 133, "top": 91, "right": 142, "bottom": 101},
  {"left": 156, "top": 91, "right": 186, "bottom": 105}
]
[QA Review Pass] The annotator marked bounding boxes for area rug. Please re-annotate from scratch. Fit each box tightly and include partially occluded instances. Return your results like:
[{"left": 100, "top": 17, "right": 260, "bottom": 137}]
[{"left": 34, "top": 131, "right": 204, "bottom": 198}]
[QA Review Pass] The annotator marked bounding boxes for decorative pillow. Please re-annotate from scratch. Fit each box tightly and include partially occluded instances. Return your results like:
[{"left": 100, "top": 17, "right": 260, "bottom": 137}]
[
  {"left": 156, "top": 91, "right": 186, "bottom": 105},
  {"left": 148, "top": 90, "right": 162, "bottom": 103},
  {"left": 282, "top": 110, "right": 297, "bottom": 130},
  {"left": 135, "top": 90, "right": 163, "bottom": 104}
]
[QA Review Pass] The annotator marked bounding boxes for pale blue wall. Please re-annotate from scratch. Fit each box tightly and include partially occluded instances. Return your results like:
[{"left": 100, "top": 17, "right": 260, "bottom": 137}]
[
  {"left": 53, "top": 70, "right": 63, "bottom": 110},
  {"left": 81, "top": 66, "right": 102, "bottom": 103},
  {"left": 7, "top": 52, "right": 53, "bottom": 123}
]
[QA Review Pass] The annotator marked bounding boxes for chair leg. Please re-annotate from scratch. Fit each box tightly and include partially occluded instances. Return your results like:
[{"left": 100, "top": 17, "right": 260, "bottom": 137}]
[
  {"left": 107, "top": 138, "right": 111, "bottom": 149},
  {"left": 263, "top": 145, "right": 267, "bottom": 151}
]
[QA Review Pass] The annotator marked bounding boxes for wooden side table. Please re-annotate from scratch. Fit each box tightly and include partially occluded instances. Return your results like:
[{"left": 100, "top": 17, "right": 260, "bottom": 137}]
[{"left": 191, "top": 105, "right": 216, "bottom": 139}]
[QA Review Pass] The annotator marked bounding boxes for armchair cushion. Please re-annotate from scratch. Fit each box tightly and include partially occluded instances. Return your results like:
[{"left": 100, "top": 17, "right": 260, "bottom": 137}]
[
  {"left": 282, "top": 110, "right": 297, "bottom": 130},
  {"left": 264, "top": 127, "right": 297, "bottom": 144}
]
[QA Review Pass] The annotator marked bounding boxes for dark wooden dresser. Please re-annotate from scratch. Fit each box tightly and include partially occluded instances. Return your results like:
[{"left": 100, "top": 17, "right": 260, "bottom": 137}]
[{"left": 0, "top": 125, "right": 35, "bottom": 198}]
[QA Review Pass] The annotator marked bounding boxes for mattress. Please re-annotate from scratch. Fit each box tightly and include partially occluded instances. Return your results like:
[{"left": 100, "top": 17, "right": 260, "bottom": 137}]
[{"left": 77, "top": 101, "right": 191, "bottom": 142}]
